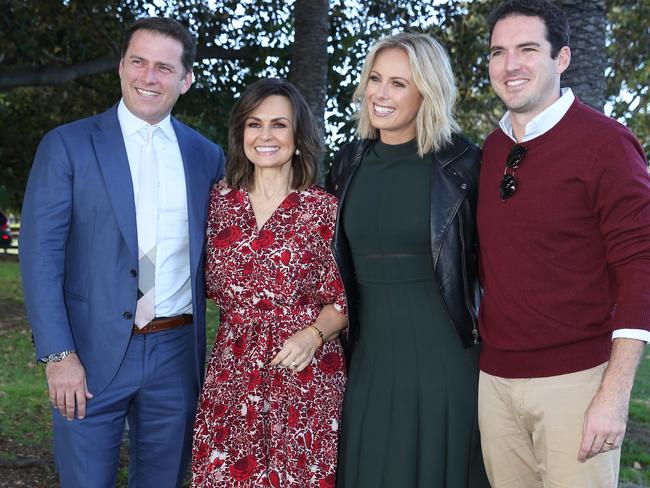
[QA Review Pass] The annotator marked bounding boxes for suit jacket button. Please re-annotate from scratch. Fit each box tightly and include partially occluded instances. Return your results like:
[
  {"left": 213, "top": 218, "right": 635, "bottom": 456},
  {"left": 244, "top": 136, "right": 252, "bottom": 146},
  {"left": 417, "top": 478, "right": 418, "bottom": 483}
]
[
  {"left": 461, "top": 183, "right": 467, "bottom": 190},
  {"left": 130, "top": 269, "right": 137, "bottom": 277},
  {"left": 124, "top": 312, "right": 133, "bottom": 320}
]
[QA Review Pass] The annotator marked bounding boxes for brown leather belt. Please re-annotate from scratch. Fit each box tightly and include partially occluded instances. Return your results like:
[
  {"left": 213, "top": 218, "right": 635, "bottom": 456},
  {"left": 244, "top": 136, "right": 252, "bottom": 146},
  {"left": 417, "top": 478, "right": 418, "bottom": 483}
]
[{"left": 132, "top": 314, "right": 193, "bottom": 335}]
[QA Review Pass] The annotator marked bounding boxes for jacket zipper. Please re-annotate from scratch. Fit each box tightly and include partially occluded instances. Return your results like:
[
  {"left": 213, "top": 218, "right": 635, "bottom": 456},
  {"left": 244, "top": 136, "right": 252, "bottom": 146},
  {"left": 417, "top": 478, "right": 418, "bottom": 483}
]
[{"left": 458, "top": 211, "right": 479, "bottom": 344}]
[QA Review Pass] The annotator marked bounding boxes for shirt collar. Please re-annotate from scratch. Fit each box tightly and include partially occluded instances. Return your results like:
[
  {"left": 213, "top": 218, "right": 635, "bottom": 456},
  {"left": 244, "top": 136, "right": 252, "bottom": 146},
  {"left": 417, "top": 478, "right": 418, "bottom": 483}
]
[
  {"left": 499, "top": 87, "right": 575, "bottom": 142},
  {"left": 117, "top": 99, "right": 177, "bottom": 142}
]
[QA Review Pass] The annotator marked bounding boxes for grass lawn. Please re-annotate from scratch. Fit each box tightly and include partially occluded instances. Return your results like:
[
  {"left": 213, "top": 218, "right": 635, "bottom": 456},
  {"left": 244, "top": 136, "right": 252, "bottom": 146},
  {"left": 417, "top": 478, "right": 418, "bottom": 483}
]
[
  {"left": 623, "top": 351, "right": 650, "bottom": 486},
  {"left": 0, "top": 259, "right": 649, "bottom": 486},
  {"left": 0, "top": 259, "right": 220, "bottom": 486},
  {"left": 0, "top": 259, "right": 51, "bottom": 445}
]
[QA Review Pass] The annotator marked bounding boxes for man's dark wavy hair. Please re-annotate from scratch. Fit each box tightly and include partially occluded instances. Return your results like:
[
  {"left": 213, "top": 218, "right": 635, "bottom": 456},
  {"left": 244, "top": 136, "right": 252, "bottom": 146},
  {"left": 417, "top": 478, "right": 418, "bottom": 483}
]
[{"left": 488, "top": 0, "right": 570, "bottom": 58}]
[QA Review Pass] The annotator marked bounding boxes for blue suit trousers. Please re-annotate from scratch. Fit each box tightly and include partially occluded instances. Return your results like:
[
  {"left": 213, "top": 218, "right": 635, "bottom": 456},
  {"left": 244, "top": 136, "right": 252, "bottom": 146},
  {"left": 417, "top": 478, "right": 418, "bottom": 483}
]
[{"left": 52, "top": 324, "right": 199, "bottom": 488}]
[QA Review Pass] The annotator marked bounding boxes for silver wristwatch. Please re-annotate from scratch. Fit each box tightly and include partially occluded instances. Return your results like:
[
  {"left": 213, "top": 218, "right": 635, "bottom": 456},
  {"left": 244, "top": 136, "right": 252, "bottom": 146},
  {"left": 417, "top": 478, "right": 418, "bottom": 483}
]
[{"left": 40, "top": 350, "right": 75, "bottom": 363}]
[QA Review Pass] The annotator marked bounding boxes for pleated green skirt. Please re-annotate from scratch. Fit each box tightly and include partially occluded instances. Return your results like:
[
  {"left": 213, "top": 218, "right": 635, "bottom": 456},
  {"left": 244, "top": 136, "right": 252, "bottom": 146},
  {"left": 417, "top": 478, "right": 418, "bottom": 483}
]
[{"left": 336, "top": 140, "right": 488, "bottom": 487}]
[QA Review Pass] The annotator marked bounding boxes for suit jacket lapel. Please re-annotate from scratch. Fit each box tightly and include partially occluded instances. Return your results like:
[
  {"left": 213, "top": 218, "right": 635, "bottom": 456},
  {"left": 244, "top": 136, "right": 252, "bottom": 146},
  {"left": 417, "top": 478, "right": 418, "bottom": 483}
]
[
  {"left": 93, "top": 106, "right": 138, "bottom": 261},
  {"left": 173, "top": 118, "right": 208, "bottom": 284}
]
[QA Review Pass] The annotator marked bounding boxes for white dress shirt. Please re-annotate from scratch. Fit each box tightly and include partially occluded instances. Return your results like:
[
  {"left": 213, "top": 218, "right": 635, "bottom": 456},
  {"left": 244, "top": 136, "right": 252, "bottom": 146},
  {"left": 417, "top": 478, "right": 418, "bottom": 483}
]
[
  {"left": 498, "top": 88, "right": 650, "bottom": 344},
  {"left": 118, "top": 100, "right": 192, "bottom": 317}
]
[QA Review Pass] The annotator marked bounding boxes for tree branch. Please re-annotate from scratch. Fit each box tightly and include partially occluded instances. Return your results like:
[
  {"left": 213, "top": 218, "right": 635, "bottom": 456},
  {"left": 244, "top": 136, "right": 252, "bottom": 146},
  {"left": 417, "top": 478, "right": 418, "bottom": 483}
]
[
  {"left": 80, "top": 0, "right": 121, "bottom": 54},
  {"left": 0, "top": 57, "right": 119, "bottom": 90},
  {"left": 0, "top": 45, "right": 273, "bottom": 90}
]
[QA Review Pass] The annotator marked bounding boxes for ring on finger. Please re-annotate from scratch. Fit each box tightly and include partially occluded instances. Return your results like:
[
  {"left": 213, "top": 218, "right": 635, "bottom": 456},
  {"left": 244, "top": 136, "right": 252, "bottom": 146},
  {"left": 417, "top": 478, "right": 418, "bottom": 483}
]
[{"left": 290, "top": 361, "right": 298, "bottom": 368}]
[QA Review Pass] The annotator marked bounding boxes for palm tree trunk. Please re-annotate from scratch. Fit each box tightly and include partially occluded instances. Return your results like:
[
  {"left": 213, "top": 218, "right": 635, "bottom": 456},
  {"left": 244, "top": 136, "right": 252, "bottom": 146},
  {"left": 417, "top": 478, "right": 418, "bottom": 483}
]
[
  {"left": 558, "top": 0, "right": 607, "bottom": 111},
  {"left": 289, "top": 0, "right": 329, "bottom": 181}
]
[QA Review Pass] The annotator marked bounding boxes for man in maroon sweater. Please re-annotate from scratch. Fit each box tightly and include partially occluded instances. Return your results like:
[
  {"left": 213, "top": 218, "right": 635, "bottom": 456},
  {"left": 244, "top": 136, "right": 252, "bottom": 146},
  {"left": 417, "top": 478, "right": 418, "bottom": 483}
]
[{"left": 476, "top": 1, "right": 650, "bottom": 486}]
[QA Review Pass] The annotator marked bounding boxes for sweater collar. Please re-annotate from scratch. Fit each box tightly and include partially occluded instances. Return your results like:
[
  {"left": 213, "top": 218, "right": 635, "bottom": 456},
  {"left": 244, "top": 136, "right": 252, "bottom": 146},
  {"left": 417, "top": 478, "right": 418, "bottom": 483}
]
[{"left": 499, "top": 88, "right": 575, "bottom": 143}]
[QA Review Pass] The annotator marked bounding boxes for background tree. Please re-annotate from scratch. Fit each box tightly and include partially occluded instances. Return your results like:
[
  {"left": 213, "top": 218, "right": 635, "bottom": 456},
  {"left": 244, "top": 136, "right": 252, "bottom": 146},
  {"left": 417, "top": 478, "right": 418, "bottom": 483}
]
[
  {"left": 605, "top": 0, "right": 649, "bottom": 151},
  {"left": 559, "top": 0, "right": 607, "bottom": 110},
  {"left": 290, "top": 0, "right": 329, "bottom": 139},
  {"left": 0, "top": 0, "right": 646, "bottom": 211}
]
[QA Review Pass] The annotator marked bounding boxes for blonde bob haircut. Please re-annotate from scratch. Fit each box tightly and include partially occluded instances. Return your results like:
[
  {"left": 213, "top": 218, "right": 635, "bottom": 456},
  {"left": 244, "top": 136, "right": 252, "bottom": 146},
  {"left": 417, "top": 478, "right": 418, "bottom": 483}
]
[{"left": 353, "top": 32, "right": 460, "bottom": 157}]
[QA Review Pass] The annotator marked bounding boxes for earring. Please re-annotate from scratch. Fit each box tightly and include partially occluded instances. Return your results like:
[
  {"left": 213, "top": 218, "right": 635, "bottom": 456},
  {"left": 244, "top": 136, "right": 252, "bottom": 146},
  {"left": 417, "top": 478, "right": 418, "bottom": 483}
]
[{"left": 294, "top": 148, "right": 300, "bottom": 156}]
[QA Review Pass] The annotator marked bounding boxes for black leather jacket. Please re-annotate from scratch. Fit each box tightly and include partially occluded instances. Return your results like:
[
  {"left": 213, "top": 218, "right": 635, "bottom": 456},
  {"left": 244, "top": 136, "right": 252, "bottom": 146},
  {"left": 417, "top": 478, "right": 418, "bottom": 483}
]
[{"left": 326, "top": 135, "right": 482, "bottom": 359}]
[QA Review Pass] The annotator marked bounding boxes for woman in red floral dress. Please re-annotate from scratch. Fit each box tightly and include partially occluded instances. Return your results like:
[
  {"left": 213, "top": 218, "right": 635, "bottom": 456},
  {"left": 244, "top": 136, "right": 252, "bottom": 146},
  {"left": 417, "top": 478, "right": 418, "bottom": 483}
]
[{"left": 191, "top": 78, "right": 348, "bottom": 488}]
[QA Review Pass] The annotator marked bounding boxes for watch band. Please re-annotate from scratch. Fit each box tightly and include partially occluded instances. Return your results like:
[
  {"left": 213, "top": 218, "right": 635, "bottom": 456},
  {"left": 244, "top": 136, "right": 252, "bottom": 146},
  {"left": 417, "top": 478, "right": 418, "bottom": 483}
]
[{"left": 39, "top": 350, "right": 75, "bottom": 363}]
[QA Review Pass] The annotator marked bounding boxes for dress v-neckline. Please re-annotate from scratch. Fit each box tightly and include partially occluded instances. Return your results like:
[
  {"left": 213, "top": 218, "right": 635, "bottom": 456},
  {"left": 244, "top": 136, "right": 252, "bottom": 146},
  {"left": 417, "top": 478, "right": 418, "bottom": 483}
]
[{"left": 243, "top": 188, "right": 299, "bottom": 232}]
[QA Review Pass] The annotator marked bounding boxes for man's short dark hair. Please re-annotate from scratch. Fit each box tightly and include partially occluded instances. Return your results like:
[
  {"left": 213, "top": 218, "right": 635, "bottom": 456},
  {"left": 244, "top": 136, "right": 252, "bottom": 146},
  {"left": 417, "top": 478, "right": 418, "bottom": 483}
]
[
  {"left": 488, "top": 0, "right": 570, "bottom": 58},
  {"left": 121, "top": 17, "right": 197, "bottom": 73}
]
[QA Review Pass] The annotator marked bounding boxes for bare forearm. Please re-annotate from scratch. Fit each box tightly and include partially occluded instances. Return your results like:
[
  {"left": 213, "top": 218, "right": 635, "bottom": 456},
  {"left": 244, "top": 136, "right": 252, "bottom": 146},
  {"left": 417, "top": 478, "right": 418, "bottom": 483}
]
[
  {"left": 270, "top": 304, "right": 347, "bottom": 371},
  {"left": 313, "top": 304, "right": 348, "bottom": 342},
  {"left": 599, "top": 337, "right": 645, "bottom": 400},
  {"left": 577, "top": 337, "right": 646, "bottom": 460}
]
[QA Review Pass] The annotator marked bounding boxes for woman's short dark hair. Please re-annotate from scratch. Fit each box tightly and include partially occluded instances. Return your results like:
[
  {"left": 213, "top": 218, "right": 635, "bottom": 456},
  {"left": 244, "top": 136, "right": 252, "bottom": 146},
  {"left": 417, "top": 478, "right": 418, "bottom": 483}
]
[
  {"left": 121, "top": 17, "right": 197, "bottom": 74},
  {"left": 488, "top": 0, "right": 570, "bottom": 58},
  {"left": 226, "top": 78, "right": 322, "bottom": 191}
]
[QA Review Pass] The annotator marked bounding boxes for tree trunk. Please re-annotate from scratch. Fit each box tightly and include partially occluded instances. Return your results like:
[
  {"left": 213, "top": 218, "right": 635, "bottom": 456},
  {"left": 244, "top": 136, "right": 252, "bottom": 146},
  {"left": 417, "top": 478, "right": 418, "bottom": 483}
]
[
  {"left": 289, "top": 0, "right": 329, "bottom": 181},
  {"left": 558, "top": 0, "right": 607, "bottom": 111}
]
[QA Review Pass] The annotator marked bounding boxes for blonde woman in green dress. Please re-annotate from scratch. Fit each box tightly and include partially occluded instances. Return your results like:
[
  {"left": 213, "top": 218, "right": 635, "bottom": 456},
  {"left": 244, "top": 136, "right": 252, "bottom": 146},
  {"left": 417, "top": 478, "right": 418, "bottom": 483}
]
[{"left": 327, "top": 32, "right": 489, "bottom": 487}]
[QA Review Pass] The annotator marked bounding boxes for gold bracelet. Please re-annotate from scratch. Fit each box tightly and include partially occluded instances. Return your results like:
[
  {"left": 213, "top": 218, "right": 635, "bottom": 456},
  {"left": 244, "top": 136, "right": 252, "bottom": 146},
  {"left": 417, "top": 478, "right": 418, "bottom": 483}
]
[{"left": 308, "top": 325, "right": 324, "bottom": 347}]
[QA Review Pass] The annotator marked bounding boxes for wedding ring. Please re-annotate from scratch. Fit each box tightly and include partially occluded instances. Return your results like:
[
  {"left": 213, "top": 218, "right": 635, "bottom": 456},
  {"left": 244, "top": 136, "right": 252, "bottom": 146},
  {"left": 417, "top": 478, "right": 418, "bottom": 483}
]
[
  {"left": 604, "top": 441, "right": 614, "bottom": 446},
  {"left": 290, "top": 361, "right": 297, "bottom": 368}
]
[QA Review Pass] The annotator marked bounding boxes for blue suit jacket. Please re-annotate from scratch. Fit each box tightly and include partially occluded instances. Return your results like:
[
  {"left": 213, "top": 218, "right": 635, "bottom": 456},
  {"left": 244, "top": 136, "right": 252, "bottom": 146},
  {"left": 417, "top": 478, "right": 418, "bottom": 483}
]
[{"left": 20, "top": 105, "right": 225, "bottom": 394}]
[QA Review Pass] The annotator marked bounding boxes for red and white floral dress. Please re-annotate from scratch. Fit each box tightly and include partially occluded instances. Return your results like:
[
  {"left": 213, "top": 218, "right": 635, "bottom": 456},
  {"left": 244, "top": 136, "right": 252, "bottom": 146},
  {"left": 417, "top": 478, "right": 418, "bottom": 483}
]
[{"left": 191, "top": 185, "right": 347, "bottom": 488}]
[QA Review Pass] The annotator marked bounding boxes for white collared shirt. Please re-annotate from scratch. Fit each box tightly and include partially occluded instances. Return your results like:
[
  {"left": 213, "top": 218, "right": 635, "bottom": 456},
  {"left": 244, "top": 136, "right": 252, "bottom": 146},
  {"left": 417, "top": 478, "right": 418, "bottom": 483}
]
[
  {"left": 497, "top": 89, "right": 650, "bottom": 344},
  {"left": 118, "top": 100, "right": 192, "bottom": 317},
  {"left": 499, "top": 87, "right": 575, "bottom": 142}
]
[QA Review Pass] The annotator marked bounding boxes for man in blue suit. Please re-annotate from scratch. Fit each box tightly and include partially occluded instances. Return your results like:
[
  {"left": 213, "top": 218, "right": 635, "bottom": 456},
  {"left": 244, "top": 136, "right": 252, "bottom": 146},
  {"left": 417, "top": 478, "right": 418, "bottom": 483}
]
[{"left": 20, "top": 17, "right": 225, "bottom": 487}]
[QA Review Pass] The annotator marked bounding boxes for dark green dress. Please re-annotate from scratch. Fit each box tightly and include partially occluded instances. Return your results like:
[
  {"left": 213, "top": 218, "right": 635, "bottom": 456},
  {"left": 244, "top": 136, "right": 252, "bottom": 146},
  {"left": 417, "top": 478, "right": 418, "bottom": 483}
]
[{"left": 336, "top": 140, "right": 488, "bottom": 487}]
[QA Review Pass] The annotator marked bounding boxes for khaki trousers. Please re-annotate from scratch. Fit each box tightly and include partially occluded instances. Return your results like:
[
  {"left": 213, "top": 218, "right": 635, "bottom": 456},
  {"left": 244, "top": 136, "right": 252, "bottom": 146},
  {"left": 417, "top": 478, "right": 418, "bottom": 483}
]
[{"left": 478, "top": 364, "right": 620, "bottom": 488}]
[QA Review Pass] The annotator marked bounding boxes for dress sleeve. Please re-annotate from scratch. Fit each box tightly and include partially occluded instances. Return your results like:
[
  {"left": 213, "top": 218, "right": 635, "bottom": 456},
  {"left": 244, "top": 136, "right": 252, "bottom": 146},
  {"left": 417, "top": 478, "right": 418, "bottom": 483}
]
[{"left": 315, "top": 195, "right": 348, "bottom": 317}]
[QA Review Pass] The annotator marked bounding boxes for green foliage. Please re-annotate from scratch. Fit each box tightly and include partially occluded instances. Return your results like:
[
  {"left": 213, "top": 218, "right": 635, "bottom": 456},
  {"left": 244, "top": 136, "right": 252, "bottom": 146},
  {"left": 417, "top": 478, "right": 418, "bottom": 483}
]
[
  {"left": 631, "top": 349, "right": 650, "bottom": 401},
  {"left": 1, "top": 264, "right": 650, "bottom": 484},
  {"left": 326, "top": 0, "right": 453, "bottom": 151},
  {"left": 0, "top": 0, "right": 647, "bottom": 209},
  {"left": 206, "top": 301, "right": 220, "bottom": 347},
  {"left": 0, "top": 80, "right": 120, "bottom": 210},
  {"left": 621, "top": 432, "right": 650, "bottom": 485},
  {"left": 0, "top": 0, "right": 126, "bottom": 209},
  {"left": 0, "top": 329, "right": 50, "bottom": 446},
  {"left": 0, "top": 260, "right": 22, "bottom": 300},
  {"left": 620, "top": 350, "right": 650, "bottom": 485},
  {"left": 606, "top": 0, "right": 650, "bottom": 155},
  {"left": 439, "top": 0, "right": 503, "bottom": 145},
  {"left": 0, "top": 262, "right": 50, "bottom": 448}
]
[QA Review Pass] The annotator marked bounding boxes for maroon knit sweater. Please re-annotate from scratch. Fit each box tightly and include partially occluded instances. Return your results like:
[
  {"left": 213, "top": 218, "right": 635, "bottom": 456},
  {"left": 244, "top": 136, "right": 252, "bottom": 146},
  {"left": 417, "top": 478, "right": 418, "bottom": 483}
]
[{"left": 477, "top": 98, "right": 650, "bottom": 378}]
